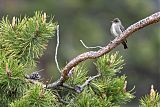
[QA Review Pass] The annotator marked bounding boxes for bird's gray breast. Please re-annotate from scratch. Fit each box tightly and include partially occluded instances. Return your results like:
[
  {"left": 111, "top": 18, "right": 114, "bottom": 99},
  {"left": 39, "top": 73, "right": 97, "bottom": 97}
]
[{"left": 110, "top": 23, "right": 122, "bottom": 37}]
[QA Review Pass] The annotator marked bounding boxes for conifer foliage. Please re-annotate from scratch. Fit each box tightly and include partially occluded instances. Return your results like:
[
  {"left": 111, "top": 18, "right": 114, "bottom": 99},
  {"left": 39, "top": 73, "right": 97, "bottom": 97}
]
[
  {"left": 139, "top": 85, "right": 160, "bottom": 107},
  {"left": 0, "top": 12, "right": 56, "bottom": 66},
  {"left": 66, "top": 53, "right": 134, "bottom": 107},
  {"left": 0, "top": 12, "right": 57, "bottom": 107}
]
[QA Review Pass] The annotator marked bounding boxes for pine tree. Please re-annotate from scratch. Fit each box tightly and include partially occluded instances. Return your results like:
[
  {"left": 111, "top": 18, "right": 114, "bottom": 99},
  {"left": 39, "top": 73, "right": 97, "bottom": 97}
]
[{"left": 0, "top": 11, "right": 159, "bottom": 107}]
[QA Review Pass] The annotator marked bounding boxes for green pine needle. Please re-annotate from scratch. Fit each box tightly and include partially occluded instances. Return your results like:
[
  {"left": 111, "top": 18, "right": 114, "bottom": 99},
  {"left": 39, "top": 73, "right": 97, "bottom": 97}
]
[
  {"left": 0, "top": 52, "right": 28, "bottom": 106},
  {"left": 67, "top": 52, "right": 134, "bottom": 107},
  {"left": 0, "top": 11, "right": 57, "bottom": 66},
  {"left": 10, "top": 84, "right": 57, "bottom": 107},
  {"left": 96, "top": 52, "right": 124, "bottom": 77},
  {"left": 140, "top": 90, "right": 160, "bottom": 107},
  {"left": 67, "top": 63, "right": 88, "bottom": 86}
]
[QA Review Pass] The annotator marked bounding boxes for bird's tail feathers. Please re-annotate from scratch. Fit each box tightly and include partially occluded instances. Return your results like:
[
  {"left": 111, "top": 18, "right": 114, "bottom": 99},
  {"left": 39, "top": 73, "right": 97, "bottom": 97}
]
[{"left": 122, "top": 41, "right": 128, "bottom": 49}]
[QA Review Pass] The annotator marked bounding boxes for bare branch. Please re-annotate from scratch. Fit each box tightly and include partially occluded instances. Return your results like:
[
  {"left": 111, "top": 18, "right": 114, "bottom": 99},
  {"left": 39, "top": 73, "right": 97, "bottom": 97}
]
[
  {"left": 80, "top": 40, "right": 103, "bottom": 49},
  {"left": 55, "top": 25, "right": 61, "bottom": 72},
  {"left": 47, "top": 12, "right": 160, "bottom": 88},
  {"left": 75, "top": 72, "right": 101, "bottom": 93},
  {"left": 61, "top": 72, "right": 101, "bottom": 93}
]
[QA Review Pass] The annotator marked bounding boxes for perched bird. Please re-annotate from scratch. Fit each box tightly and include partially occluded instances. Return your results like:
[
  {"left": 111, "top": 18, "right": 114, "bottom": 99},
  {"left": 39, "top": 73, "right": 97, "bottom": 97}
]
[{"left": 110, "top": 18, "right": 128, "bottom": 49}]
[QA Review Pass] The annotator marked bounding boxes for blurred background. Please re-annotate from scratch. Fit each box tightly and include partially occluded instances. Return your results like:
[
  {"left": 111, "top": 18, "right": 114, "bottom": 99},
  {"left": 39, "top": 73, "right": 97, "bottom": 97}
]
[{"left": 0, "top": 0, "right": 159, "bottom": 106}]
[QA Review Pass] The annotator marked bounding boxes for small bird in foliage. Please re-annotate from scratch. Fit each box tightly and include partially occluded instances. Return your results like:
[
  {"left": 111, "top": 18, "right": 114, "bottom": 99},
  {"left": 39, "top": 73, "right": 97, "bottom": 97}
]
[{"left": 110, "top": 18, "right": 128, "bottom": 49}]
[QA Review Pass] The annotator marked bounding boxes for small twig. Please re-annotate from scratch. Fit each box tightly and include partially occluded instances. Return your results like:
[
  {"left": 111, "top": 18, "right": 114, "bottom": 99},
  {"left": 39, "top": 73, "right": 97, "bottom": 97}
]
[
  {"left": 80, "top": 40, "right": 103, "bottom": 49},
  {"left": 35, "top": 69, "right": 44, "bottom": 73},
  {"left": 75, "top": 72, "right": 101, "bottom": 93},
  {"left": 55, "top": 25, "right": 61, "bottom": 72},
  {"left": 59, "top": 72, "right": 101, "bottom": 93}
]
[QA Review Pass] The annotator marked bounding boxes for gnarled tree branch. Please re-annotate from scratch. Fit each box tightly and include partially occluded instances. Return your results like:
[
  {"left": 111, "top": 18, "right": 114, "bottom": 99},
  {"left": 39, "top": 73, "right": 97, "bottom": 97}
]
[{"left": 47, "top": 12, "right": 160, "bottom": 89}]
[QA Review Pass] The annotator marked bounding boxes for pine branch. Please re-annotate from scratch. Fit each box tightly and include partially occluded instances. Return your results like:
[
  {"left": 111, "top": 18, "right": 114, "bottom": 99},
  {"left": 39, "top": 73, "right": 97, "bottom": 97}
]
[
  {"left": 47, "top": 12, "right": 160, "bottom": 88},
  {"left": 60, "top": 72, "right": 101, "bottom": 93},
  {"left": 75, "top": 72, "right": 101, "bottom": 93}
]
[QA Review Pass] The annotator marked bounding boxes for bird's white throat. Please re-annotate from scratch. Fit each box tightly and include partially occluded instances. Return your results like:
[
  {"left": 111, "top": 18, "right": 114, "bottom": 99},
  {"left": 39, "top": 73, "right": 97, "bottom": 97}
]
[{"left": 111, "top": 23, "right": 119, "bottom": 37}]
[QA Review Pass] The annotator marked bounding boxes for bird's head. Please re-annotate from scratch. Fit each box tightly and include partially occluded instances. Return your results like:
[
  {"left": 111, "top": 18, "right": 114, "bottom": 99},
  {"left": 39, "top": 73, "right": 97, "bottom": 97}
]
[{"left": 111, "top": 18, "right": 121, "bottom": 24}]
